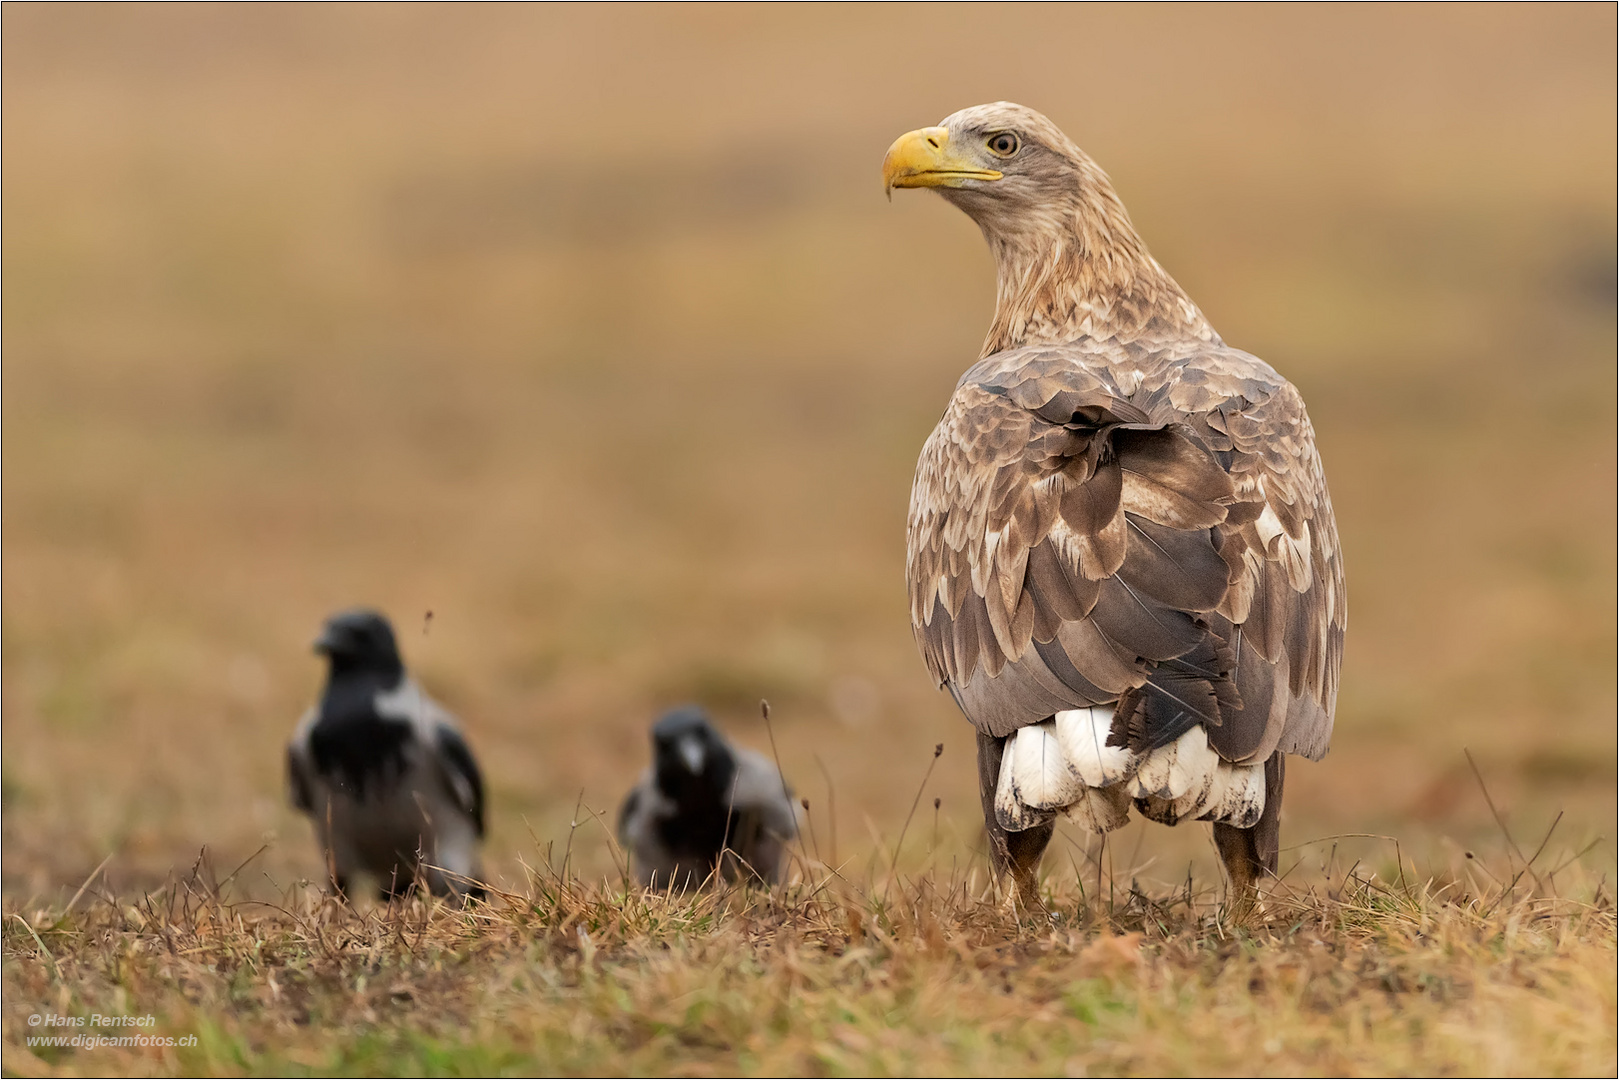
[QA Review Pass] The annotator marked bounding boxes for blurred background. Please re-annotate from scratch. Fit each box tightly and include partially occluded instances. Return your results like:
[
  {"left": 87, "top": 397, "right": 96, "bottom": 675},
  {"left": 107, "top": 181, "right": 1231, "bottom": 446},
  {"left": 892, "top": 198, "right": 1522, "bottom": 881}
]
[{"left": 3, "top": 5, "right": 1613, "bottom": 900}]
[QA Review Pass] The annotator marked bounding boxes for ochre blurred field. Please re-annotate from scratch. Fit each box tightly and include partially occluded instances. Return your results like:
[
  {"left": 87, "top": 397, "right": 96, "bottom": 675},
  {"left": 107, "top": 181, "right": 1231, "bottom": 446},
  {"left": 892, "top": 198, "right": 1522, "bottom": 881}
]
[{"left": 3, "top": 5, "right": 1614, "bottom": 900}]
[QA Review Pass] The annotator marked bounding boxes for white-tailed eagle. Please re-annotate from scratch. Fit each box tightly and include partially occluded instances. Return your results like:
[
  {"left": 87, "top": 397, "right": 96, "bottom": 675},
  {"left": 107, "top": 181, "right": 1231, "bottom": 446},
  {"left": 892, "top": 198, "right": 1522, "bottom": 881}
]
[{"left": 884, "top": 103, "right": 1345, "bottom": 912}]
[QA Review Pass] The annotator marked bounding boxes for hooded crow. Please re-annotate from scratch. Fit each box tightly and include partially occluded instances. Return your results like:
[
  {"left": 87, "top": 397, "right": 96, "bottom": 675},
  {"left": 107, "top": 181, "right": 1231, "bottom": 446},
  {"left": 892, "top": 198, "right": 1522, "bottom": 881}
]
[
  {"left": 617, "top": 705, "right": 799, "bottom": 890},
  {"left": 286, "top": 608, "right": 486, "bottom": 901}
]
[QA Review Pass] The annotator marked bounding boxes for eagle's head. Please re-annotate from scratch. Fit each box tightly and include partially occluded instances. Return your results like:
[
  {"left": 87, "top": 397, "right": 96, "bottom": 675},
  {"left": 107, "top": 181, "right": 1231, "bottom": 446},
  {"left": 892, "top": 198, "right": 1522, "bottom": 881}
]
[
  {"left": 882, "top": 101, "right": 1213, "bottom": 352},
  {"left": 882, "top": 101, "right": 1095, "bottom": 237}
]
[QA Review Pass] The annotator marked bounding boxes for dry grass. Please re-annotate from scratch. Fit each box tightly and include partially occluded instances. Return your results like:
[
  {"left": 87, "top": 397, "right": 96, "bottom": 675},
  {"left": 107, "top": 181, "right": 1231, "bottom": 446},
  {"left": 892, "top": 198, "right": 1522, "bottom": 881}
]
[
  {"left": 4, "top": 840, "right": 1614, "bottom": 1077},
  {"left": 2, "top": 5, "right": 1615, "bottom": 1075}
]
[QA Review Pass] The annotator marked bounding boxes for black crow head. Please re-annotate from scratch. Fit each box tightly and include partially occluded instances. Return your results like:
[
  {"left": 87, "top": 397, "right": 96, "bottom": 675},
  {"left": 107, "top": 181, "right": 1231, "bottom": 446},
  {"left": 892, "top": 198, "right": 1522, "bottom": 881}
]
[
  {"left": 314, "top": 608, "right": 404, "bottom": 683},
  {"left": 651, "top": 706, "right": 737, "bottom": 803}
]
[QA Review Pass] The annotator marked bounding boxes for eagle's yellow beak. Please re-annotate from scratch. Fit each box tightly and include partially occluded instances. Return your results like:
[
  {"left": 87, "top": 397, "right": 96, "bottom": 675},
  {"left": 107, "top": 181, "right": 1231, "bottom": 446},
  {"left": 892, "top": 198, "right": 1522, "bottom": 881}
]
[{"left": 882, "top": 126, "right": 1003, "bottom": 198}]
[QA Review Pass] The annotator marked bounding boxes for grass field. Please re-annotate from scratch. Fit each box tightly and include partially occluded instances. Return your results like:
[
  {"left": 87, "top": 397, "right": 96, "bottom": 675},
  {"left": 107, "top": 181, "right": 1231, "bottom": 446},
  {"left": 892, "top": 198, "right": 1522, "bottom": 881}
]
[
  {"left": 3, "top": 5, "right": 1615, "bottom": 1075},
  {"left": 4, "top": 851, "right": 1614, "bottom": 1075}
]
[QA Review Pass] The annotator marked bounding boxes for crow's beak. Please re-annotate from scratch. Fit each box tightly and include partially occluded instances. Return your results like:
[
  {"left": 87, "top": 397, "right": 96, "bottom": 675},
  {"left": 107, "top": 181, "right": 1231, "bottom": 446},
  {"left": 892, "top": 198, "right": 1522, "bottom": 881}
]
[
  {"left": 313, "top": 627, "right": 342, "bottom": 655},
  {"left": 678, "top": 735, "right": 705, "bottom": 774}
]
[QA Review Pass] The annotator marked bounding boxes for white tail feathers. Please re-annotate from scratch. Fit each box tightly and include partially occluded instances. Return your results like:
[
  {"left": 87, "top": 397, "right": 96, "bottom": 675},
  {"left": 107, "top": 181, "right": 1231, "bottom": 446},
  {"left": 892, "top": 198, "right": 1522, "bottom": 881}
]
[
  {"left": 994, "top": 721, "right": 1080, "bottom": 832},
  {"left": 1062, "top": 783, "right": 1131, "bottom": 834},
  {"left": 1054, "top": 707, "right": 1133, "bottom": 786},
  {"left": 1210, "top": 760, "right": 1266, "bottom": 828},
  {"left": 990, "top": 725, "right": 1081, "bottom": 809},
  {"left": 1128, "top": 725, "right": 1212, "bottom": 800},
  {"left": 994, "top": 708, "right": 1266, "bottom": 834}
]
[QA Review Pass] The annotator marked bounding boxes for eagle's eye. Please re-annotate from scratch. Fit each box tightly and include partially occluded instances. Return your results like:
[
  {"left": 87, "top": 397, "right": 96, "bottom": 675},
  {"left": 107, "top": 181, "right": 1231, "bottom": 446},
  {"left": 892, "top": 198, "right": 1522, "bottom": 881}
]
[{"left": 986, "top": 132, "right": 1021, "bottom": 157}]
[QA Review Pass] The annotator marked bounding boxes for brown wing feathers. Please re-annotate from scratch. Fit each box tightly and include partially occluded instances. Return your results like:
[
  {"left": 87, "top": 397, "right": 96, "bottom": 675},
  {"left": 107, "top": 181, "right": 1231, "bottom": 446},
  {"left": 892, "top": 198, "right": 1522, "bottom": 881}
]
[{"left": 909, "top": 346, "right": 1344, "bottom": 763}]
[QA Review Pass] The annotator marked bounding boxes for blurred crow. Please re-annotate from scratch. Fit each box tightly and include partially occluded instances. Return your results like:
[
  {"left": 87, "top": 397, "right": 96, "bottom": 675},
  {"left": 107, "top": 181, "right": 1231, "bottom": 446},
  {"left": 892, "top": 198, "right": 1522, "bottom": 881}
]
[
  {"left": 286, "top": 609, "right": 486, "bottom": 902},
  {"left": 617, "top": 706, "right": 798, "bottom": 890}
]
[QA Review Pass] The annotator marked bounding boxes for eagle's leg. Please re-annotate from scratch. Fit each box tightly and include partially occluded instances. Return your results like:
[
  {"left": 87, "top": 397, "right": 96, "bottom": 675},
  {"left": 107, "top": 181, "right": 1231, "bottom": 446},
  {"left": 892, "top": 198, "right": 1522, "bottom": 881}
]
[
  {"left": 976, "top": 730, "right": 1054, "bottom": 915},
  {"left": 1213, "top": 751, "right": 1285, "bottom": 920}
]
